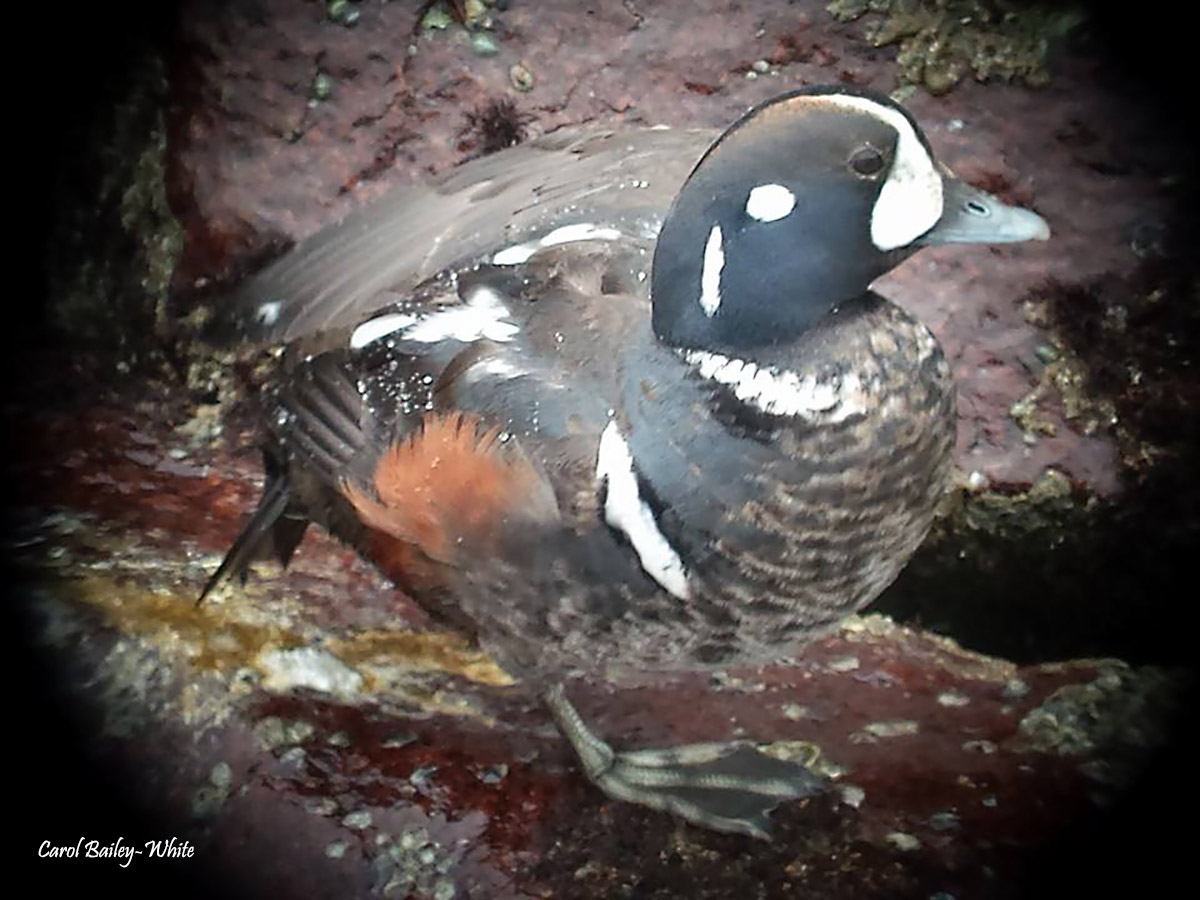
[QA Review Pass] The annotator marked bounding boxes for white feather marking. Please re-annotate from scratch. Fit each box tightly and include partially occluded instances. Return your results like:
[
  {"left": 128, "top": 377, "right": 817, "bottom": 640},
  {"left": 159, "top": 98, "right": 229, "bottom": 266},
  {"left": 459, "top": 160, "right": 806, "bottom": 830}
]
[
  {"left": 813, "top": 95, "right": 943, "bottom": 250},
  {"left": 595, "top": 421, "right": 690, "bottom": 599},
  {"left": 471, "top": 356, "right": 526, "bottom": 380},
  {"left": 492, "top": 223, "right": 624, "bottom": 266},
  {"left": 699, "top": 224, "right": 724, "bottom": 317},
  {"left": 491, "top": 243, "right": 537, "bottom": 266},
  {"left": 540, "top": 223, "right": 623, "bottom": 246},
  {"left": 745, "top": 183, "right": 796, "bottom": 222},
  {"left": 256, "top": 300, "right": 282, "bottom": 326},
  {"left": 349, "top": 312, "right": 418, "bottom": 349},
  {"left": 683, "top": 350, "right": 871, "bottom": 421},
  {"left": 402, "top": 287, "right": 519, "bottom": 343}
]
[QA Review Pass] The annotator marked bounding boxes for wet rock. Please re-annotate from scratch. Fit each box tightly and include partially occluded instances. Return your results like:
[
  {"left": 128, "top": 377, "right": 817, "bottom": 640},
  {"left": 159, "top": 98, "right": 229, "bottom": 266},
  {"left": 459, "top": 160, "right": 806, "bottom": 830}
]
[
  {"left": 22, "top": 1, "right": 1198, "bottom": 898},
  {"left": 13, "top": 480, "right": 1189, "bottom": 898}
]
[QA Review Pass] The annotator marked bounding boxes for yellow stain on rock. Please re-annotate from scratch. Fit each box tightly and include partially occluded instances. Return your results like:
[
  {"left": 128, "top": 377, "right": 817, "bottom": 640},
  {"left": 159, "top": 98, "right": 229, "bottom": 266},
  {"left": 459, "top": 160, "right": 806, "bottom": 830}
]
[
  {"left": 67, "top": 572, "right": 291, "bottom": 672},
  {"left": 329, "top": 630, "right": 514, "bottom": 687},
  {"left": 59, "top": 566, "right": 512, "bottom": 690}
]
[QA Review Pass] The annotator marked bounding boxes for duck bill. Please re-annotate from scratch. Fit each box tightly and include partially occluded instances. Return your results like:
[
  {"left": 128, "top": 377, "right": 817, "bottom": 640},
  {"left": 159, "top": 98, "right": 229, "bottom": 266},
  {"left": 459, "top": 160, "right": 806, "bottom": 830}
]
[{"left": 915, "top": 177, "right": 1051, "bottom": 246}]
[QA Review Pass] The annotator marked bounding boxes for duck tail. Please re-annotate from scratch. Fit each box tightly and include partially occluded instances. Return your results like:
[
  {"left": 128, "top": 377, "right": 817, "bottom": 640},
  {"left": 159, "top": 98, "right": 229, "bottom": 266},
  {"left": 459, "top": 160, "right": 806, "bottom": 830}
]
[{"left": 197, "top": 462, "right": 310, "bottom": 607}]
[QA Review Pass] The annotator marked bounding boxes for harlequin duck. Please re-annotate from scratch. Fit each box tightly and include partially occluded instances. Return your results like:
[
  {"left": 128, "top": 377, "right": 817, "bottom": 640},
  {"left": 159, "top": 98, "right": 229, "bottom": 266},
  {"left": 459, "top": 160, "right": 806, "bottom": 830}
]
[{"left": 205, "top": 86, "right": 1049, "bottom": 839}]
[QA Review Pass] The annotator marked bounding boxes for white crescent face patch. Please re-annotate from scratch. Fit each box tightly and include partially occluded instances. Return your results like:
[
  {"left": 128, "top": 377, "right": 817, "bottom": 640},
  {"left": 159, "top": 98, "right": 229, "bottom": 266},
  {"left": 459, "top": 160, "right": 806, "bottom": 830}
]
[{"left": 812, "top": 95, "right": 944, "bottom": 251}]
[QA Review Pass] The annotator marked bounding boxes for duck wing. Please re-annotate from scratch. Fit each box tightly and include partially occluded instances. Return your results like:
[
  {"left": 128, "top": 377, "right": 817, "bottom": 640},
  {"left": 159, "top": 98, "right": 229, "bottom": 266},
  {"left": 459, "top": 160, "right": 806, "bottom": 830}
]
[{"left": 216, "top": 125, "right": 714, "bottom": 347}]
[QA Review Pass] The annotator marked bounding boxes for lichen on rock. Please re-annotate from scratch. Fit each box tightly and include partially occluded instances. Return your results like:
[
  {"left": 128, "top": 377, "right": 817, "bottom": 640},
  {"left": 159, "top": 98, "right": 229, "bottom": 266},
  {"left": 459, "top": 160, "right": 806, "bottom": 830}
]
[
  {"left": 47, "top": 53, "right": 183, "bottom": 370},
  {"left": 827, "top": 0, "right": 1085, "bottom": 94},
  {"left": 1015, "top": 661, "right": 1180, "bottom": 798}
]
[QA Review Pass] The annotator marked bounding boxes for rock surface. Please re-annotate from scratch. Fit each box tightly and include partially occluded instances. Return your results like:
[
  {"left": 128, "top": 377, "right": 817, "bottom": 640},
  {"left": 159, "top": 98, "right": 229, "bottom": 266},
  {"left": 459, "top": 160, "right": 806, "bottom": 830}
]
[
  {"left": 9, "top": 399, "right": 1184, "bottom": 896},
  {"left": 19, "top": 1, "right": 1197, "bottom": 898}
]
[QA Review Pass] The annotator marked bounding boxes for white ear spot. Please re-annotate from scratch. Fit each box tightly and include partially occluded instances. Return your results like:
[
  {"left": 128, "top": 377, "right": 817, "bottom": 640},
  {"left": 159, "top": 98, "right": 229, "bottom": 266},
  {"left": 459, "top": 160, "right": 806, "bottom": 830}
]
[
  {"left": 745, "top": 183, "right": 796, "bottom": 222},
  {"left": 596, "top": 422, "right": 690, "bottom": 599},
  {"left": 699, "top": 224, "right": 724, "bottom": 317},
  {"left": 811, "top": 95, "right": 944, "bottom": 250}
]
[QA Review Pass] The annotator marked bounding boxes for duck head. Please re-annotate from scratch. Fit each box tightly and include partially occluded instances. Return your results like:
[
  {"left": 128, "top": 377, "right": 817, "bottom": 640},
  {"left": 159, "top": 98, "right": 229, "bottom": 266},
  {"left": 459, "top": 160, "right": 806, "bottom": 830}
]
[{"left": 650, "top": 86, "right": 1050, "bottom": 353}]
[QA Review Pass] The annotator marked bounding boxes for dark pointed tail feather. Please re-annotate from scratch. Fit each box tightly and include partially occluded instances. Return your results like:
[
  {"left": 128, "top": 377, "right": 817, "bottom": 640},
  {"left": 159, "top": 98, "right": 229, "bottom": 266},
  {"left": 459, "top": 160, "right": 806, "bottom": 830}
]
[
  {"left": 198, "top": 355, "right": 374, "bottom": 607},
  {"left": 197, "top": 472, "right": 310, "bottom": 606}
]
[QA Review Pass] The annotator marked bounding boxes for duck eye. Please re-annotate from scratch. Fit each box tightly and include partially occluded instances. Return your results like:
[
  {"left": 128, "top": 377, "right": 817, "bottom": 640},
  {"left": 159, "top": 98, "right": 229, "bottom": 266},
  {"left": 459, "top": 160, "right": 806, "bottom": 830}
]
[{"left": 849, "top": 146, "right": 885, "bottom": 177}]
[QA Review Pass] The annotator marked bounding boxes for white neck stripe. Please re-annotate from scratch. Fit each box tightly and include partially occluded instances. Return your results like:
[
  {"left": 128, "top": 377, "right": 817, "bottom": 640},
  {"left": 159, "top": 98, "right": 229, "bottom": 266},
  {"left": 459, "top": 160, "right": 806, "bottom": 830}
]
[{"left": 682, "top": 349, "right": 869, "bottom": 422}]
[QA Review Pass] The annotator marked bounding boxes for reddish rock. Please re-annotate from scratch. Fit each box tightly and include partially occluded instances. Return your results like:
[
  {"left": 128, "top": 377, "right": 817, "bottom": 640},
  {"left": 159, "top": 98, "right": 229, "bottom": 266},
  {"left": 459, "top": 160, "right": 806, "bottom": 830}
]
[
  {"left": 9, "top": 380, "right": 1188, "bottom": 899},
  {"left": 21, "top": 2, "right": 1196, "bottom": 899},
  {"left": 162, "top": 2, "right": 1187, "bottom": 498}
]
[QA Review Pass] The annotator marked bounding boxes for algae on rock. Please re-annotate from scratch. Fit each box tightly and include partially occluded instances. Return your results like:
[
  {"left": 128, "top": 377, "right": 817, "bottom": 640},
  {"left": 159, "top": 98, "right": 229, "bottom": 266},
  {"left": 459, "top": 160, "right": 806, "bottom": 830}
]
[{"left": 828, "top": 0, "right": 1085, "bottom": 94}]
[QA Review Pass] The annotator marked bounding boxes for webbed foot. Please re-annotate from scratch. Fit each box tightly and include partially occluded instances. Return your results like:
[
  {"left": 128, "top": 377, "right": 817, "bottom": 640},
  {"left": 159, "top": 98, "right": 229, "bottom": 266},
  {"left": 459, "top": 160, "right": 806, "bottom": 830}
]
[{"left": 544, "top": 684, "right": 826, "bottom": 840}]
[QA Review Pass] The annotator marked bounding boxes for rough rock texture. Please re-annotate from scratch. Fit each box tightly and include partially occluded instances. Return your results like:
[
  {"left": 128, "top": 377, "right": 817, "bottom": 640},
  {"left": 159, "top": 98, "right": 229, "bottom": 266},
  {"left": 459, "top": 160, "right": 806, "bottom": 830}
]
[
  {"left": 8, "top": 403, "right": 1186, "bottom": 896},
  {"left": 163, "top": 0, "right": 1163, "bottom": 497},
  {"left": 826, "top": 0, "right": 1083, "bottom": 95},
  {"left": 18, "top": 1, "right": 1197, "bottom": 898}
]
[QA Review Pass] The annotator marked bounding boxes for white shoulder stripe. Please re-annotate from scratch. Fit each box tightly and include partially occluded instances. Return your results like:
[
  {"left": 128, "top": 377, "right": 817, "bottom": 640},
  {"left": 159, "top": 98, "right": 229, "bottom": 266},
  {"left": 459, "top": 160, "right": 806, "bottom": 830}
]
[
  {"left": 595, "top": 422, "right": 690, "bottom": 599},
  {"left": 402, "top": 286, "right": 519, "bottom": 344},
  {"left": 492, "top": 223, "right": 624, "bottom": 266},
  {"left": 348, "top": 288, "right": 518, "bottom": 350},
  {"left": 349, "top": 312, "right": 418, "bottom": 349}
]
